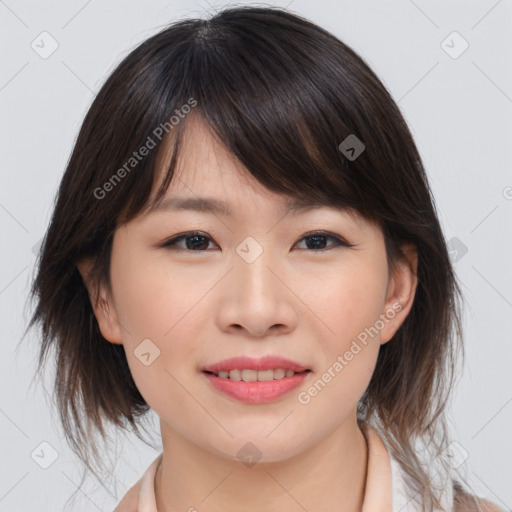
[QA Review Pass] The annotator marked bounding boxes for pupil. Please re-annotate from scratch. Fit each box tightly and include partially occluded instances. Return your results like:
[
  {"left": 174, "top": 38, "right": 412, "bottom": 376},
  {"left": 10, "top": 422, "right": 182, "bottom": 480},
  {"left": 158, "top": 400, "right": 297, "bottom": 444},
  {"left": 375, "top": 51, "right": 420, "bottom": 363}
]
[
  {"left": 307, "top": 235, "right": 326, "bottom": 250},
  {"left": 187, "top": 235, "right": 208, "bottom": 250}
]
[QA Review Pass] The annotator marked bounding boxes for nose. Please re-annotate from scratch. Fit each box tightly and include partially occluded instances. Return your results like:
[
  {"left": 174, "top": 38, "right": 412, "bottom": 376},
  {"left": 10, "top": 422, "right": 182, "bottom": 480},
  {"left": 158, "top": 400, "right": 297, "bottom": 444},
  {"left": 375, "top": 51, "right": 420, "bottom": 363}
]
[{"left": 214, "top": 243, "right": 298, "bottom": 338}]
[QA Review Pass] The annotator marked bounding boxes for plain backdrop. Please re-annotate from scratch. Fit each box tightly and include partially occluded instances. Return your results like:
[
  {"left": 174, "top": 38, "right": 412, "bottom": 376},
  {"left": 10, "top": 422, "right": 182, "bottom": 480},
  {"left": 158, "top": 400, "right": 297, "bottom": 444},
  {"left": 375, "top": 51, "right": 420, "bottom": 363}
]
[{"left": 1, "top": 0, "right": 511, "bottom": 510}]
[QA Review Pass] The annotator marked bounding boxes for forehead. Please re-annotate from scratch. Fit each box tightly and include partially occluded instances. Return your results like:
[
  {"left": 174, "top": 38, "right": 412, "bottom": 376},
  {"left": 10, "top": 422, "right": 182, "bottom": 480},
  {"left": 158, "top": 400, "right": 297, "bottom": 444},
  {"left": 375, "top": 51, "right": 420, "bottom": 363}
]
[
  {"left": 146, "top": 115, "right": 367, "bottom": 228},
  {"left": 151, "top": 114, "right": 249, "bottom": 192}
]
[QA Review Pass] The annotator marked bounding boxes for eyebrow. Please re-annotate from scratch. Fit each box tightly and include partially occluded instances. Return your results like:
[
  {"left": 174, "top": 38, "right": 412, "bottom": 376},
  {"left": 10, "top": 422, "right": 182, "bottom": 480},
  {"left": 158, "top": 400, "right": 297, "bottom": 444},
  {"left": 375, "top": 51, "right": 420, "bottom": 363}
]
[{"left": 149, "top": 196, "right": 342, "bottom": 217}]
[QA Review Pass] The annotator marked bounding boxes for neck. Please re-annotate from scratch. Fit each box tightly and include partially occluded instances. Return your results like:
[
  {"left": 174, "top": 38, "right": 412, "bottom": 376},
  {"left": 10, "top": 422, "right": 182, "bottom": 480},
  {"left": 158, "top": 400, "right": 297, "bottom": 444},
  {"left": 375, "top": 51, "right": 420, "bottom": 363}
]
[{"left": 154, "top": 416, "right": 368, "bottom": 512}]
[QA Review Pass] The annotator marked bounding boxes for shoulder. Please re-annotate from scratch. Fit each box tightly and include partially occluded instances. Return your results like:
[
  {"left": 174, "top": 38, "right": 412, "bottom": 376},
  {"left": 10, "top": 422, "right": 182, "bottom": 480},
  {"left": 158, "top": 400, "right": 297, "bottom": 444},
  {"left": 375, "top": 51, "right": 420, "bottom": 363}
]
[
  {"left": 112, "top": 479, "right": 141, "bottom": 512},
  {"left": 453, "top": 482, "right": 505, "bottom": 512},
  {"left": 113, "top": 453, "right": 162, "bottom": 512}
]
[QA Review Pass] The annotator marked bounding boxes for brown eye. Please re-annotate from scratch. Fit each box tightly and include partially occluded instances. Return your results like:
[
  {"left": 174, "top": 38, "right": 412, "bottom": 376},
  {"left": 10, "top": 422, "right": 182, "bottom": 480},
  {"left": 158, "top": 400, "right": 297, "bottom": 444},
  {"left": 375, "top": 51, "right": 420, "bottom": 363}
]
[
  {"left": 162, "top": 232, "right": 218, "bottom": 252},
  {"left": 294, "top": 232, "right": 354, "bottom": 251},
  {"left": 161, "top": 230, "right": 354, "bottom": 253}
]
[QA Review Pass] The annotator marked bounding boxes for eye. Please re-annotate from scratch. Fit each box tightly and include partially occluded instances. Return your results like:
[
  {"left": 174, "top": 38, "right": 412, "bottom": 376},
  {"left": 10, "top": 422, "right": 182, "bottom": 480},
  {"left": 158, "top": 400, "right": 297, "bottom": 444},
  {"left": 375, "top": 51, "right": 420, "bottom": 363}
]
[
  {"left": 160, "top": 230, "right": 354, "bottom": 252},
  {"left": 293, "top": 231, "right": 354, "bottom": 251},
  {"left": 161, "top": 231, "right": 218, "bottom": 252}
]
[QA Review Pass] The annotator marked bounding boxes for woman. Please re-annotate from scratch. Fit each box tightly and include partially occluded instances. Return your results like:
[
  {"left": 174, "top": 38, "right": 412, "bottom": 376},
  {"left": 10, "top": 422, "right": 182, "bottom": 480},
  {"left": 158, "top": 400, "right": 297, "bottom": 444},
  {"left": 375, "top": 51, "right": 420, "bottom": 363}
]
[{"left": 27, "top": 6, "right": 503, "bottom": 511}]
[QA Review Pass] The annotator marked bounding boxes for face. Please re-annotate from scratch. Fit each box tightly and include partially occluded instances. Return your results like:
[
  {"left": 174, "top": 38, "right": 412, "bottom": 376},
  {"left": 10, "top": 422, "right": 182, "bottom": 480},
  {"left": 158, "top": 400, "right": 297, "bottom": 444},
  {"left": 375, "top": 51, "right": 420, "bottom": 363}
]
[{"left": 79, "top": 116, "right": 417, "bottom": 463}]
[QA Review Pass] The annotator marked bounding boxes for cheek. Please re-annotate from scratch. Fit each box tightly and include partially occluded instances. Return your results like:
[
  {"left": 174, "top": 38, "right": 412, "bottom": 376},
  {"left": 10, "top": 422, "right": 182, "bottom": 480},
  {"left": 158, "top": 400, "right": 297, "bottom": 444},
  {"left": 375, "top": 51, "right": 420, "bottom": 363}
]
[
  {"left": 109, "top": 247, "right": 209, "bottom": 408},
  {"left": 299, "top": 284, "right": 383, "bottom": 419},
  {"left": 308, "top": 260, "right": 388, "bottom": 351},
  {"left": 110, "top": 245, "right": 208, "bottom": 341},
  {"left": 299, "top": 260, "right": 387, "bottom": 406}
]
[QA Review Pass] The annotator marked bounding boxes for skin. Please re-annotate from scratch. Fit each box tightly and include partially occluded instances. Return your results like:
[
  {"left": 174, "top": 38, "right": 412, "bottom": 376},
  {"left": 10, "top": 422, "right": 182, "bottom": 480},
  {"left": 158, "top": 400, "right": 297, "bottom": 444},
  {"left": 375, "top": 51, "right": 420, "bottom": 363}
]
[{"left": 78, "top": 116, "right": 419, "bottom": 512}]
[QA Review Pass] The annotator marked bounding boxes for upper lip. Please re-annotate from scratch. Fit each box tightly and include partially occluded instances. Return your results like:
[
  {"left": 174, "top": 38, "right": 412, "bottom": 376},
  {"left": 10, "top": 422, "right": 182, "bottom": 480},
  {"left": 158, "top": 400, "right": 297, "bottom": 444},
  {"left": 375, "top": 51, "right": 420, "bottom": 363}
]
[{"left": 201, "top": 355, "right": 310, "bottom": 373}]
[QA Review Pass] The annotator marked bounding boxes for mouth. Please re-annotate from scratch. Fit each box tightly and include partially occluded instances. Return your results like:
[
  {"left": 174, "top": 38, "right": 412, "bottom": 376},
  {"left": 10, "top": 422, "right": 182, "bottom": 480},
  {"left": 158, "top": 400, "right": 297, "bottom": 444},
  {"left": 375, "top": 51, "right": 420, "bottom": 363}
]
[
  {"left": 202, "top": 368, "right": 312, "bottom": 381},
  {"left": 200, "top": 356, "right": 312, "bottom": 403},
  {"left": 201, "top": 368, "right": 312, "bottom": 403}
]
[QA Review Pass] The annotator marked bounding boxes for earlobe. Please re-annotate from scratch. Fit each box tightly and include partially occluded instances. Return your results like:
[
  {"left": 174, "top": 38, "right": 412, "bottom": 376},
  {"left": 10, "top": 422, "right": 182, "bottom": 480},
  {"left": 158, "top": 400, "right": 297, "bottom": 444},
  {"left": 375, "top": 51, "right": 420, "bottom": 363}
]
[
  {"left": 379, "top": 243, "right": 418, "bottom": 345},
  {"left": 76, "top": 259, "right": 123, "bottom": 345}
]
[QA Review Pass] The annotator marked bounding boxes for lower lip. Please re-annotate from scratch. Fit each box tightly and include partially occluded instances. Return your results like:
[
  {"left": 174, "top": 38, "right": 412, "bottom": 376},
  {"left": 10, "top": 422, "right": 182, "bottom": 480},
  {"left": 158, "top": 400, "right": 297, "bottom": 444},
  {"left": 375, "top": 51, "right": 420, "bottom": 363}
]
[{"left": 203, "top": 371, "right": 309, "bottom": 403}]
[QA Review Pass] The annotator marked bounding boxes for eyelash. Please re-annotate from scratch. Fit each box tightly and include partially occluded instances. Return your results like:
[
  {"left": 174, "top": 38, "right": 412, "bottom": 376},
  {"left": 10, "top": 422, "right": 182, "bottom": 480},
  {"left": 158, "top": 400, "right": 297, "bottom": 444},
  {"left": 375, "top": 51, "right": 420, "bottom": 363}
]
[{"left": 160, "top": 231, "right": 355, "bottom": 253}]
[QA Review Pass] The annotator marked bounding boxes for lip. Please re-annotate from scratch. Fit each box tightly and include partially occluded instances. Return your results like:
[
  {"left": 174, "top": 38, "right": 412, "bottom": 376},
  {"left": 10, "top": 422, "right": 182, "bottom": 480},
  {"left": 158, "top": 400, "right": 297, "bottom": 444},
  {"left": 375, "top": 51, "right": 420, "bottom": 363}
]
[
  {"left": 201, "top": 355, "right": 311, "bottom": 404},
  {"left": 201, "top": 355, "right": 310, "bottom": 373},
  {"left": 203, "top": 371, "right": 310, "bottom": 404}
]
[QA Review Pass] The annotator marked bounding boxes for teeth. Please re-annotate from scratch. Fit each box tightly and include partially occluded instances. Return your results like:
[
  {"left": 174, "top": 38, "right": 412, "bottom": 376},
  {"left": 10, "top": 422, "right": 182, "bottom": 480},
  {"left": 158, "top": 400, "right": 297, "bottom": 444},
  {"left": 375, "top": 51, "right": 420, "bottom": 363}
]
[
  {"left": 241, "top": 369, "right": 258, "bottom": 381},
  {"left": 273, "top": 368, "right": 286, "bottom": 379},
  {"left": 214, "top": 368, "right": 300, "bottom": 380},
  {"left": 228, "top": 369, "right": 241, "bottom": 381},
  {"left": 257, "top": 369, "right": 275, "bottom": 381}
]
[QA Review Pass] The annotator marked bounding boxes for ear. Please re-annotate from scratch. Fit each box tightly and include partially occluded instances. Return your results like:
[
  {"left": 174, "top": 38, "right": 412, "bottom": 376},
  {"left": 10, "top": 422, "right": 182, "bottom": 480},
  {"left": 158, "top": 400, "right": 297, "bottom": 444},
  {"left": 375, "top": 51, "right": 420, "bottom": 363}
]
[
  {"left": 76, "top": 258, "right": 123, "bottom": 345},
  {"left": 379, "top": 242, "right": 418, "bottom": 345}
]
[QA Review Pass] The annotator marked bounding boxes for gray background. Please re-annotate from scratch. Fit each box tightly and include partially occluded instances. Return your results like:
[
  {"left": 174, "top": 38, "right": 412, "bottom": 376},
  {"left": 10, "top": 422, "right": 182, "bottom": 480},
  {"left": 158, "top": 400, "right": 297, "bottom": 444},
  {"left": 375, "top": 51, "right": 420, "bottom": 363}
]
[{"left": 1, "top": 0, "right": 511, "bottom": 510}]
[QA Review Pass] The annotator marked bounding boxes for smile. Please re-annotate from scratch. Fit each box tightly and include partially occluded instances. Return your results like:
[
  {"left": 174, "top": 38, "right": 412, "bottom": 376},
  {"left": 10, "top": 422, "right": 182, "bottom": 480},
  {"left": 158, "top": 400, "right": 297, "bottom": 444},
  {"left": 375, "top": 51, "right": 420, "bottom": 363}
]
[
  {"left": 202, "top": 369, "right": 311, "bottom": 403},
  {"left": 204, "top": 368, "right": 309, "bottom": 381}
]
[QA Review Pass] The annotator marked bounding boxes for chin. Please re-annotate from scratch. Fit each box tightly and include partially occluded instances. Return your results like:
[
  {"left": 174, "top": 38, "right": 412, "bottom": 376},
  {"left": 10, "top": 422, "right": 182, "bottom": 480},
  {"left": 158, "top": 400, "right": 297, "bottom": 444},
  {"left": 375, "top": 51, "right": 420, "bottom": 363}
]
[{"left": 199, "top": 431, "right": 308, "bottom": 466}]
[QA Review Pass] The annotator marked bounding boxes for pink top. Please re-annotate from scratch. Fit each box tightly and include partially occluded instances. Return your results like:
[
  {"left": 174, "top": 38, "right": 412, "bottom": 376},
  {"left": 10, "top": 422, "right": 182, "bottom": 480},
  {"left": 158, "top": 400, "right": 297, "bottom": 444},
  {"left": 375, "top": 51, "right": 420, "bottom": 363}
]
[{"left": 128, "top": 424, "right": 454, "bottom": 512}]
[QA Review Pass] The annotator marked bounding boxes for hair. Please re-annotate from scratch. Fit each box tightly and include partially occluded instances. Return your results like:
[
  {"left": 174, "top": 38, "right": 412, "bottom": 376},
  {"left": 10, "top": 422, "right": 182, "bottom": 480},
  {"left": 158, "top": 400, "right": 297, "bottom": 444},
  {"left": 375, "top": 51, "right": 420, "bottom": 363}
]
[{"left": 24, "top": 4, "right": 473, "bottom": 510}]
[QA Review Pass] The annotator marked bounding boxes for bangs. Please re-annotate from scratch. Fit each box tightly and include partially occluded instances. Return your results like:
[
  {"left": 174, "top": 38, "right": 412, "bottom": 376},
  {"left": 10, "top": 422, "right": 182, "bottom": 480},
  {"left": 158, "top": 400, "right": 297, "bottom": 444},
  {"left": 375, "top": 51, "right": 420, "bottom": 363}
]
[{"left": 119, "top": 11, "right": 394, "bottom": 226}]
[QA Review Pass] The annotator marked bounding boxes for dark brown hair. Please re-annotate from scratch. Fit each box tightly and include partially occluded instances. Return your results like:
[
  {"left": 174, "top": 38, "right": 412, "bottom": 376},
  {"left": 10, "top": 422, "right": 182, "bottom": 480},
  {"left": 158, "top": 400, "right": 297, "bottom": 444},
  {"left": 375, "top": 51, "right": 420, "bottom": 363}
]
[{"left": 25, "top": 5, "right": 469, "bottom": 510}]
